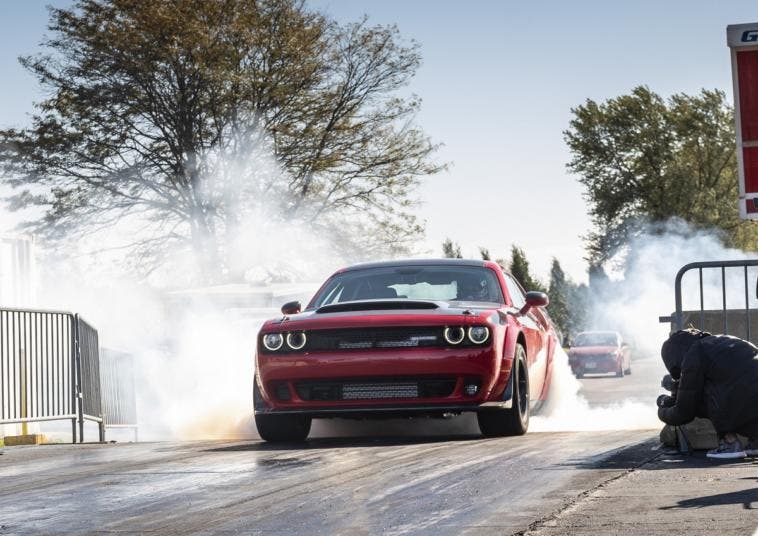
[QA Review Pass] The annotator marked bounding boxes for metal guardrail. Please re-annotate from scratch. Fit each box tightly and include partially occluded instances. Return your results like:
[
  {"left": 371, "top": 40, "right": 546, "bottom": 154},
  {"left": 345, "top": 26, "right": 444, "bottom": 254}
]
[
  {"left": 0, "top": 308, "right": 104, "bottom": 443},
  {"left": 100, "top": 348, "right": 138, "bottom": 440},
  {"left": 660, "top": 259, "right": 758, "bottom": 341},
  {"left": 76, "top": 316, "right": 104, "bottom": 442}
]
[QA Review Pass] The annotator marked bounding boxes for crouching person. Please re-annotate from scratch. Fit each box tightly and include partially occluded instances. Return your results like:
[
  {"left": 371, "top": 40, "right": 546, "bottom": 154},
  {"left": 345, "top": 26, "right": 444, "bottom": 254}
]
[{"left": 657, "top": 328, "right": 758, "bottom": 459}]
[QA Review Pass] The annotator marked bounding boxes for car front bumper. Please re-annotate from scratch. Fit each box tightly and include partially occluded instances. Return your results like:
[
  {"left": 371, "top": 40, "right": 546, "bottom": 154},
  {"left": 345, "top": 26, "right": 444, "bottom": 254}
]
[
  {"left": 569, "top": 355, "right": 619, "bottom": 374},
  {"left": 255, "top": 346, "right": 512, "bottom": 414}
]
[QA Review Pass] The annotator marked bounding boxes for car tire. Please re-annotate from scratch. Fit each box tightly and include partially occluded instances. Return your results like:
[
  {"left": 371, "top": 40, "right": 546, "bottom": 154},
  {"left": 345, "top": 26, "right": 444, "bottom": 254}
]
[
  {"left": 477, "top": 343, "right": 529, "bottom": 437},
  {"left": 255, "top": 413, "right": 312, "bottom": 442},
  {"left": 575, "top": 370, "right": 584, "bottom": 379},
  {"left": 253, "top": 379, "right": 312, "bottom": 442},
  {"left": 624, "top": 362, "right": 632, "bottom": 375}
]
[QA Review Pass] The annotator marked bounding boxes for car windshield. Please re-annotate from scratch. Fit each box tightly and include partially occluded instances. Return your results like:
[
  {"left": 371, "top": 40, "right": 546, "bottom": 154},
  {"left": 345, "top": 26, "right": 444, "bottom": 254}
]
[
  {"left": 309, "top": 265, "right": 504, "bottom": 308},
  {"left": 573, "top": 333, "right": 618, "bottom": 347}
]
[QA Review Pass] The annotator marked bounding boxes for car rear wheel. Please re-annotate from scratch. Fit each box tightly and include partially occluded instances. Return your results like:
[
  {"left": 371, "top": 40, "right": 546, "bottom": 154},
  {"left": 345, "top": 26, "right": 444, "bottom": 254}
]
[
  {"left": 255, "top": 413, "right": 312, "bottom": 442},
  {"left": 477, "top": 343, "right": 529, "bottom": 437}
]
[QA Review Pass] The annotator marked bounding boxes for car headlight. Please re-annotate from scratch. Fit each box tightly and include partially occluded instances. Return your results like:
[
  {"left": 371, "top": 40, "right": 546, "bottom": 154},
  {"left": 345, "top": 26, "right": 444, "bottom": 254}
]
[
  {"left": 286, "top": 331, "right": 307, "bottom": 350},
  {"left": 467, "top": 326, "right": 490, "bottom": 344},
  {"left": 444, "top": 326, "right": 465, "bottom": 345},
  {"left": 262, "top": 333, "right": 284, "bottom": 351}
]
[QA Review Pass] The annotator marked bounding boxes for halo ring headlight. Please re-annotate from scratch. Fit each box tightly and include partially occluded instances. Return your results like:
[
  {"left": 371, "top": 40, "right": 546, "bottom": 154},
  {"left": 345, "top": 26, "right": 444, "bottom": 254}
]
[
  {"left": 444, "top": 326, "right": 465, "bottom": 345},
  {"left": 286, "top": 331, "right": 307, "bottom": 350},
  {"left": 262, "top": 333, "right": 284, "bottom": 351},
  {"left": 467, "top": 326, "right": 490, "bottom": 345}
]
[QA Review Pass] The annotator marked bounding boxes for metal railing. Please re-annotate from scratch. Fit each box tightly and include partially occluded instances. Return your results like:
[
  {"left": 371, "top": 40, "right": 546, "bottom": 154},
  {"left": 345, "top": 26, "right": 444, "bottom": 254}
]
[
  {"left": 0, "top": 308, "right": 104, "bottom": 443},
  {"left": 76, "top": 316, "right": 104, "bottom": 442},
  {"left": 100, "top": 348, "right": 138, "bottom": 440},
  {"left": 660, "top": 259, "right": 758, "bottom": 342}
]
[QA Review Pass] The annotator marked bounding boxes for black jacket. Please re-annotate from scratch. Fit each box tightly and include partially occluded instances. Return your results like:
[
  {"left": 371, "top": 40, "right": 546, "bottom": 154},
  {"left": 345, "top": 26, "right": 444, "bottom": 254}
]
[{"left": 658, "top": 332, "right": 758, "bottom": 433}]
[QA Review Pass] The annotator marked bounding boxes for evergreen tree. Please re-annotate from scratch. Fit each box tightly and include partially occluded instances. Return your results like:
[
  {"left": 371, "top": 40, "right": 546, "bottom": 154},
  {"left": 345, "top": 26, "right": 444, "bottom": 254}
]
[
  {"left": 442, "top": 238, "right": 462, "bottom": 259},
  {"left": 508, "top": 245, "right": 545, "bottom": 292}
]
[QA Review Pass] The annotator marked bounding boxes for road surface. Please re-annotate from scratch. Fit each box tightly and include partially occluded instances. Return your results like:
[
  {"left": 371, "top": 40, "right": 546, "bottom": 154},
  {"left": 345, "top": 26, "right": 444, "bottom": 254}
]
[{"left": 0, "top": 355, "right": 664, "bottom": 535}]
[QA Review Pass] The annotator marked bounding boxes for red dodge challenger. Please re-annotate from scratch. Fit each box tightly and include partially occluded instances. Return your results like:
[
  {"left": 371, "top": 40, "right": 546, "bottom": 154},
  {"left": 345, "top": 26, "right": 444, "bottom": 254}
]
[{"left": 254, "top": 259, "right": 559, "bottom": 441}]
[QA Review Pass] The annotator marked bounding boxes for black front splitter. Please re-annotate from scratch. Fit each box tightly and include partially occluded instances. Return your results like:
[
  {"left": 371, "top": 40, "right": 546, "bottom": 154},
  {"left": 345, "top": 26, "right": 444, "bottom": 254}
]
[{"left": 253, "top": 403, "right": 514, "bottom": 419}]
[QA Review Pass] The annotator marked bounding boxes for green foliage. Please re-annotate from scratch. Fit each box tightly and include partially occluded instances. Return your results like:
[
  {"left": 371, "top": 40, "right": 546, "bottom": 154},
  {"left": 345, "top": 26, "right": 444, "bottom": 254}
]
[
  {"left": 508, "top": 245, "right": 545, "bottom": 293},
  {"left": 0, "top": 0, "right": 443, "bottom": 283},
  {"left": 547, "top": 257, "right": 588, "bottom": 340},
  {"left": 565, "top": 86, "right": 758, "bottom": 266},
  {"left": 479, "top": 247, "right": 491, "bottom": 261},
  {"left": 442, "top": 238, "right": 462, "bottom": 259}
]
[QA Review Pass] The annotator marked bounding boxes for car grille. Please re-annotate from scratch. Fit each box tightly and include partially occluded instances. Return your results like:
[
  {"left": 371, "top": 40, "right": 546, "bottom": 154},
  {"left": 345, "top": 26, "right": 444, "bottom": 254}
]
[
  {"left": 294, "top": 377, "right": 457, "bottom": 401},
  {"left": 306, "top": 327, "right": 447, "bottom": 351}
]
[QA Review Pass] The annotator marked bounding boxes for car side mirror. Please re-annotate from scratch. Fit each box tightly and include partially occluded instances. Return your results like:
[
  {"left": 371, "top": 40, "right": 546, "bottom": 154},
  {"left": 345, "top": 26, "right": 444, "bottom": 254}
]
[
  {"left": 281, "top": 300, "right": 302, "bottom": 315},
  {"left": 519, "top": 291, "right": 549, "bottom": 315}
]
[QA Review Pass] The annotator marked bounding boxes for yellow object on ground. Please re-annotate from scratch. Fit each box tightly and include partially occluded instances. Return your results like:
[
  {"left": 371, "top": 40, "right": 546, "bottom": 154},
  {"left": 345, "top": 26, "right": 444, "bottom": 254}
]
[{"left": 3, "top": 434, "right": 46, "bottom": 446}]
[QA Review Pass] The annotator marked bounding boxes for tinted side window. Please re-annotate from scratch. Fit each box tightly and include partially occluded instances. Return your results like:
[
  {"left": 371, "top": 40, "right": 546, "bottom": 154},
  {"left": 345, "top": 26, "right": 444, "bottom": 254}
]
[{"left": 503, "top": 274, "right": 526, "bottom": 309}]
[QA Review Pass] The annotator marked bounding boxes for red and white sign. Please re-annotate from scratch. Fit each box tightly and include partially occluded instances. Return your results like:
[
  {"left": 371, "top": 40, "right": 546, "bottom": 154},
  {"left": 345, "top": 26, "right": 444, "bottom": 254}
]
[{"left": 728, "top": 23, "right": 758, "bottom": 219}]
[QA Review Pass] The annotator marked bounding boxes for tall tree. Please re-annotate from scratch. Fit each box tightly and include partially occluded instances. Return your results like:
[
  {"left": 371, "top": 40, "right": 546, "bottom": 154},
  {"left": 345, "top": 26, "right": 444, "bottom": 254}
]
[
  {"left": 508, "top": 245, "right": 545, "bottom": 293},
  {"left": 0, "top": 0, "right": 442, "bottom": 283},
  {"left": 547, "top": 258, "right": 570, "bottom": 336},
  {"left": 441, "top": 238, "right": 462, "bottom": 259},
  {"left": 547, "top": 258, "right": 588, "bottom": 341},
  {"left": 565, "top": 86, "right": 758, "bottom": 266}
]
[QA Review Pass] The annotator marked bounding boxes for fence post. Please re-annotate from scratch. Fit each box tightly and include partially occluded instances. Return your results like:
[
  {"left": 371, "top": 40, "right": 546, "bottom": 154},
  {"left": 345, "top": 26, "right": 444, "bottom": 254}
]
[
  {"left": 20, "top": 348, "right": 27, "bottom": 436},
  {"left": 74, "top": 315, "right": 84, "bottom": 443},
  {"left": 70, "top": 313, "right": 78, "bottom": 444}
]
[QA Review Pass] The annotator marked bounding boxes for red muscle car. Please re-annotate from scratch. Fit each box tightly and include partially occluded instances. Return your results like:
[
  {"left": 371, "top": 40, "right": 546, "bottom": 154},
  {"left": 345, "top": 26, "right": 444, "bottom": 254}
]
[{"left": 254, "top": 259, "right": 559, "bottom": 441}]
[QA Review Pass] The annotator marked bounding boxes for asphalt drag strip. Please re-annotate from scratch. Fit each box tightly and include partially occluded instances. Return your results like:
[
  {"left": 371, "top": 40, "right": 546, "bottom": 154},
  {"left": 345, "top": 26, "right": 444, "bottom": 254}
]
[{"left": 0, "top": 430, "right": 658, "bottom": 535}]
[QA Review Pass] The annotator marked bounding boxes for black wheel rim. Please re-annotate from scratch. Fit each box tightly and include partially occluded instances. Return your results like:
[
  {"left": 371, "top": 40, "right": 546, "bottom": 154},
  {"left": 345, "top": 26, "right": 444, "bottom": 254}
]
[{"left": 518, "top": 364, "right": 528, "bottom": 419}]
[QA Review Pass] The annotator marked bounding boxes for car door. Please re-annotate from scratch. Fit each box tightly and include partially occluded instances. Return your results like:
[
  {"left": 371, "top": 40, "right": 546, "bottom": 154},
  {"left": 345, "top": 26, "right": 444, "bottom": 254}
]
[{"left": 503, "top": 273, "right": 549, "bottom": 399}]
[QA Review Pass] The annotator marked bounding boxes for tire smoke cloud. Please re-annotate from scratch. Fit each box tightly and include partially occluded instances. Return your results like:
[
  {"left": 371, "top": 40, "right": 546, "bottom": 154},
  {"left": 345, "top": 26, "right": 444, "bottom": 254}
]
[{"left": 532, "top": 222, "right": 756, "bottom": 432}]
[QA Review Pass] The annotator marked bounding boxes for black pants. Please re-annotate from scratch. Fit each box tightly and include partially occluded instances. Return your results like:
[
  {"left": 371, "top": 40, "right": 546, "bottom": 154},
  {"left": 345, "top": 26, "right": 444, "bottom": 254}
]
[{"left": 736, "top": 417, "right": 758, "bottom": 440}]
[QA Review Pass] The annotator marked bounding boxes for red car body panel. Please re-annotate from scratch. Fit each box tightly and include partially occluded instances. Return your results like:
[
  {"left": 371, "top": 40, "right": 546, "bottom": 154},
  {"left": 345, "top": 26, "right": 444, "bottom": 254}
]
[{"left": 254, "top": 260, "right": 559, "bottom": 417}]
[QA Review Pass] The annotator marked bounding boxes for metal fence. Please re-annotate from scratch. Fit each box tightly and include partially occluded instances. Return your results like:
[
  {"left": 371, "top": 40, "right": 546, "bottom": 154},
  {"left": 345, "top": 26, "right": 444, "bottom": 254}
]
[
  {"left": 0, "top": 308, "right": 105, "bottom": 443},
  {"left": 100, "top": 348, "right": 138, "bottom": 440},
  {"left": 660, "top": 259, "right": 758, "bottom": 343}
]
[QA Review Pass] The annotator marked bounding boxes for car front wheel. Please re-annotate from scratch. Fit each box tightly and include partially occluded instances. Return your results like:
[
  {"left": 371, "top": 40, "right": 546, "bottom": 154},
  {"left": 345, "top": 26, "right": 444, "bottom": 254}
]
[
  {"left": 255, "top": 413, "right": 312, "bottom": 442},
  {"left": 477, "top": 343, "right": 530, "bottom": 437}
]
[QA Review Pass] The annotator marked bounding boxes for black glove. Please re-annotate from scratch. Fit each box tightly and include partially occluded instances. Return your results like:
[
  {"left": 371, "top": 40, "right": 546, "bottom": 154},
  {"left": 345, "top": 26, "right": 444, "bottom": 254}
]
[
  {"left": 661, "top": 374, "right": 678, "bottom": 393},
  {"left": 656, "top": 394, "right": 675, "bottom": 408}
]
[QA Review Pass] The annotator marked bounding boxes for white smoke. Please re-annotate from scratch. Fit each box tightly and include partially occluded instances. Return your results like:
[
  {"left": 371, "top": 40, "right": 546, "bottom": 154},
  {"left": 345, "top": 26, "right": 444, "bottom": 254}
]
[
  {"left": 532, "top": 221, "right": 756, "bottom": 432},
  {"left": 14, "top": 139, "right": 352, "bottom": 441},
  {"left": 531, "top": 346, "right": 660, "bottom": 431}
]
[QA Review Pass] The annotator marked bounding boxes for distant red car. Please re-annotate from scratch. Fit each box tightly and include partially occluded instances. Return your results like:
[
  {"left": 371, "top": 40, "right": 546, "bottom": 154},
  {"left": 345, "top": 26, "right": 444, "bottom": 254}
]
[
  {"left": 568, "top": 331, "right": 632, "bottom": 378},
  {"left": 254, "top": 259, "right": 559, "bottom": 441}
]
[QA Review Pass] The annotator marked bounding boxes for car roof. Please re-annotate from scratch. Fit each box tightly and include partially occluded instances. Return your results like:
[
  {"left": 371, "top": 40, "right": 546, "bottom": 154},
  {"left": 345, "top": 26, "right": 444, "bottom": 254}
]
[{"left": 339, "top": 258, "right": 490, "bottom": 272}]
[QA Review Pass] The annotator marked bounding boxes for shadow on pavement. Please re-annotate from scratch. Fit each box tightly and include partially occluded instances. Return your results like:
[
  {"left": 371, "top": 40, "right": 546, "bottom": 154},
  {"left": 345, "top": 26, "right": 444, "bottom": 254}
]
[
  {"left": 205, "top": 434, "right": 482, "bottom": 452},
  {"left": 660, "top": 477, "right": 757, "bottom": 510},
  {"left": 542, "top": 438, "right": 660, "bottom": 471}
]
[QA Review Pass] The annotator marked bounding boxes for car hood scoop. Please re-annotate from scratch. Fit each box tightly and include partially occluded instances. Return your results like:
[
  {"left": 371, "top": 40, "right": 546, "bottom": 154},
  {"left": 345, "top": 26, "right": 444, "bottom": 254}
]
[{"left": 315, "top": 300, "right": 440, "bottom": 314}]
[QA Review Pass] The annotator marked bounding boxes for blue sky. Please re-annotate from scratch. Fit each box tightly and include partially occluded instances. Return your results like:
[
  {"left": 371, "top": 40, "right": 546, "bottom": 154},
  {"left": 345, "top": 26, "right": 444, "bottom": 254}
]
[{"left": 1, "top": 1, "right": 757, "bottom": 281}]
